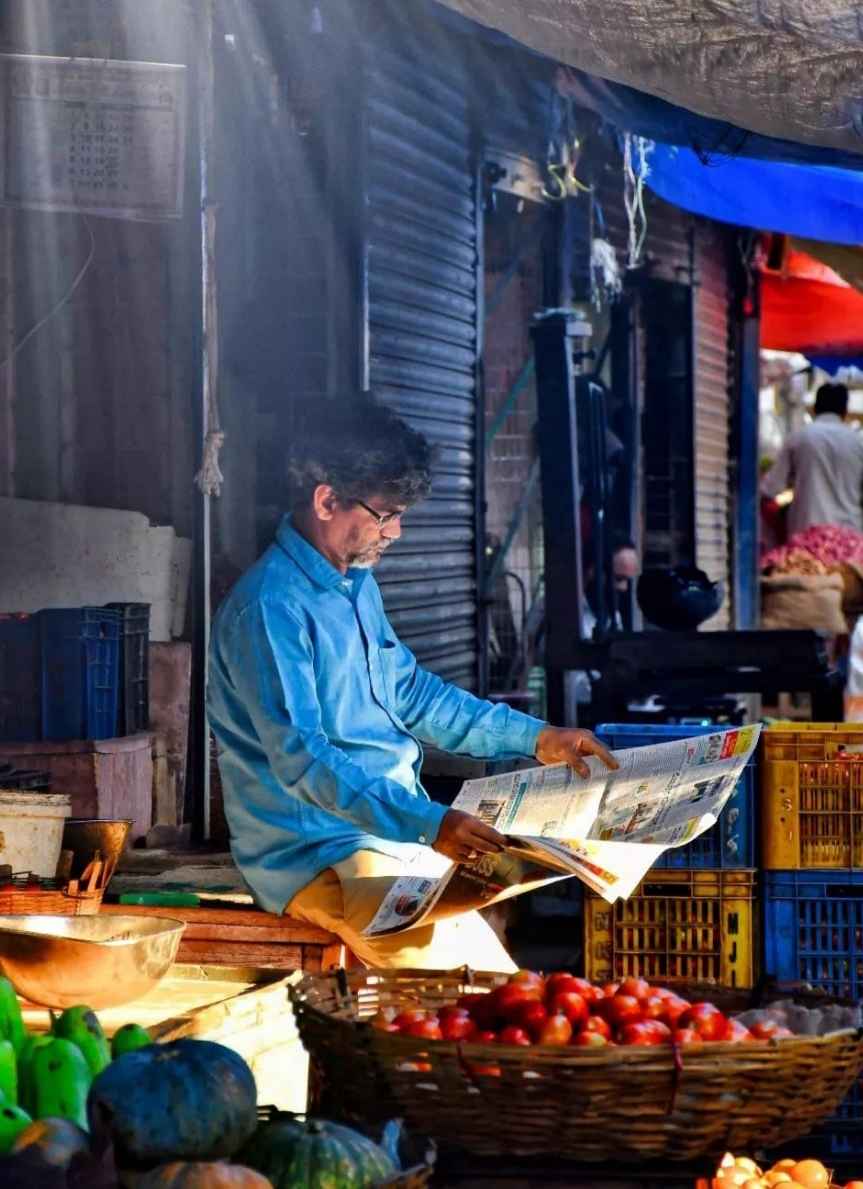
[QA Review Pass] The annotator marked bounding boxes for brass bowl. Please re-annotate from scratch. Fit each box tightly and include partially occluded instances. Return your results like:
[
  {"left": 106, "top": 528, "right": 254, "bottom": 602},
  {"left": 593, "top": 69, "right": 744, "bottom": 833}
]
[
  {"left": 0, "top": 914, "right": 185, "bottom": 1009},
  {"left": 59, "top": 818, "right": 133, "bottom": 887}
]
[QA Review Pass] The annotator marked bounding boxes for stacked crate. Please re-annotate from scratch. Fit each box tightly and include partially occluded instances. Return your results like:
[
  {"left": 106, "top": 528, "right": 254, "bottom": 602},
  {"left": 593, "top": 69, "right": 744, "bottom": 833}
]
[
  {"left": 585, "top": 724, "right": 757, "bottom": 989},
  {"left": 760, "top": 722, "right": 863, "bottom": 1156}
]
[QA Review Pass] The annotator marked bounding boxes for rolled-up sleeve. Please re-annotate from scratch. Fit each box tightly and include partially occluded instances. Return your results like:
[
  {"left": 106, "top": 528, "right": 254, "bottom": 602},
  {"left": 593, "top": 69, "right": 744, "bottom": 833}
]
[
  {"left": 391, "top": 636, "right": 546, "bottom": 760},
  {"left": 225, "top": 601, "right": 448, "bottom": 845}
]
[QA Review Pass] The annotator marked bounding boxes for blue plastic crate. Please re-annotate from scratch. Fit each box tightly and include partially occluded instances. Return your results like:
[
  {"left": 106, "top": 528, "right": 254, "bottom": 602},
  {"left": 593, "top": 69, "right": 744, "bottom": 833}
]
[
  {"left": 39, "top": 608, "right": 121, "bottom": 741},
  {"left": 595, "top": 723, "right": 755, "bottom": 868},
  {"left": 0, "top": 614, "right": 41, "bottom": 742},
  {"left": 763, "top": 869, "right": 863, "bottom": 1152},
  {"left": 762, "top": 869, "right": 863, "bottom": 996}
]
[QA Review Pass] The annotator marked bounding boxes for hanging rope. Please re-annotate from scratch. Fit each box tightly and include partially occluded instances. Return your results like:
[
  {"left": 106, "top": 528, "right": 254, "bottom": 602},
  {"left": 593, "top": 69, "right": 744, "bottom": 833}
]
[{"left": 622, "top": 132, "right": 654, "bottom": 270}]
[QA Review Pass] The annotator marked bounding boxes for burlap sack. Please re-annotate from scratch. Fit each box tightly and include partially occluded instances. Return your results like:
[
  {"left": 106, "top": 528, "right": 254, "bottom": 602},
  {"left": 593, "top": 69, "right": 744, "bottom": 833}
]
[{"left": 761, "top": 572, "right": 848, "bottom": 634}]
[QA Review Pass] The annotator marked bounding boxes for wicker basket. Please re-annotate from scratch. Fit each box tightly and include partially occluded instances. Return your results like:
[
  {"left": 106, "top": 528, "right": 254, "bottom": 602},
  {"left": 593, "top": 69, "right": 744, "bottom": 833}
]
[
  {"left": 290, "top": 968, "right": 863, "bottom": 1164},
  {"left": 0, "top": 851, "right": 110, "bottom": 916}
]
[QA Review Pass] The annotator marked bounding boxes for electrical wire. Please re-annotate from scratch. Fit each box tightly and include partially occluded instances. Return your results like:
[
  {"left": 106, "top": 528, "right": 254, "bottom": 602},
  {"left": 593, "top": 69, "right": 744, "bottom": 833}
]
[{"left": 0, "top": 215, "right": 96, "bottom": 370}]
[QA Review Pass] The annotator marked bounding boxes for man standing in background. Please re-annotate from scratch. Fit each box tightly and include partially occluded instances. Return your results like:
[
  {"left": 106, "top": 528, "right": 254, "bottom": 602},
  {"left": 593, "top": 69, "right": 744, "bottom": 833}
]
[{"left": 762, "top": 382, "right": 863, "bottom": 535}]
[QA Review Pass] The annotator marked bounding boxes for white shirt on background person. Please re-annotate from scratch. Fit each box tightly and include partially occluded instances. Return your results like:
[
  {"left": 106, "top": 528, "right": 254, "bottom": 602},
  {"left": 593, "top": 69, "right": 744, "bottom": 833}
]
[{"left": 762, "top": 412, "right": 863, "bottom": 536}]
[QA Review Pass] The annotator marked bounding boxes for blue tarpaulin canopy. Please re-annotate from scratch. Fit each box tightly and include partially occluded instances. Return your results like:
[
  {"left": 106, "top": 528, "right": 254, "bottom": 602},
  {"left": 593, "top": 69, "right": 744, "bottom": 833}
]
[{"left": 644, "top": 144, "right": 863, "bottom": 246}]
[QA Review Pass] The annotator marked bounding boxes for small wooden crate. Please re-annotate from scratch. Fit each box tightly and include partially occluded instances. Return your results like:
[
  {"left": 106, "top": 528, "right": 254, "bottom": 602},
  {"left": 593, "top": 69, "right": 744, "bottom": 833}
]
[{"left": 20, "top": 963, "right": 310, "bottom": 1113}]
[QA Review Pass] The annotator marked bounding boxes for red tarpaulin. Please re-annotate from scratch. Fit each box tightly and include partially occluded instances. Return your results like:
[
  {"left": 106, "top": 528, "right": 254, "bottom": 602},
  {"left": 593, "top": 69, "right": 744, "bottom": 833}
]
[{"left": 761, "top": 247, "right": 863, "bottom": 355}]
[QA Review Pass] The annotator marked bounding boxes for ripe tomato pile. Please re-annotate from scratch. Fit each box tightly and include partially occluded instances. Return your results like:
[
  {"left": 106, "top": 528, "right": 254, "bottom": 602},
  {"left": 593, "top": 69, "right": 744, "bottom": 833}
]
[{"left": 370, "top": 970, "right": 795, "bottom": 1048}]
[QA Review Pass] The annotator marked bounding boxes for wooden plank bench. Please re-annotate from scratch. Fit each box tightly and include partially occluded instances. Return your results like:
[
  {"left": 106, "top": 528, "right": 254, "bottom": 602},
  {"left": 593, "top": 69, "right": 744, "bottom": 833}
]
[{"left": 100, "top": 903, "right": 348, "bottom": 972}]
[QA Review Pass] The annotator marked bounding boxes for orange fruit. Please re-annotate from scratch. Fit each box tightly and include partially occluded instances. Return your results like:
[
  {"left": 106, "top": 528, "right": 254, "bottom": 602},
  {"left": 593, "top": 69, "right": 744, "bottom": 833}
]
[{"left": 789, "top": 1160, "right": 829, "bottom": 1188}]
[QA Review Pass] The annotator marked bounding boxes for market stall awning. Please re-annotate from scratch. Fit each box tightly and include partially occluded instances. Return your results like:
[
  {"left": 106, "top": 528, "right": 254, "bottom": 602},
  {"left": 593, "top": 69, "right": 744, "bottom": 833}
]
[
  {"left": 437, "top": 0, "right": 863, "bottom": 157},
  {"left": 761, "top": 248, "right": 863, "bottom": 357},
  {"left": 643, "top": 145, "right": 863, "bottom": 245}
]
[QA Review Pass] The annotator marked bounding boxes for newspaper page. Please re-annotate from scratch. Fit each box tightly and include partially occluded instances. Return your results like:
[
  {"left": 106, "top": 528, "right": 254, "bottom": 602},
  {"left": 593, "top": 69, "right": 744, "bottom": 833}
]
[{"left": 363, "top": 724, "right": 760, "bottom": 936}]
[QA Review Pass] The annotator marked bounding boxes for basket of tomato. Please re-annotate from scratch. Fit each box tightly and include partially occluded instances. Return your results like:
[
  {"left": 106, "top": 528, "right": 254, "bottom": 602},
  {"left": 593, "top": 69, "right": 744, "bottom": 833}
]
[{"left": 290, "top": 968, "right": 863, "bottom": 1163}]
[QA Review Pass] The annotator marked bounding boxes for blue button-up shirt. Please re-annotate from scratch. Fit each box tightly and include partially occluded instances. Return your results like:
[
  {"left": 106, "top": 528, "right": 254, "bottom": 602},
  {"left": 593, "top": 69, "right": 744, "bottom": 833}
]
[{"left": 207, "top": 518, "right": 546, "bottom": 913}]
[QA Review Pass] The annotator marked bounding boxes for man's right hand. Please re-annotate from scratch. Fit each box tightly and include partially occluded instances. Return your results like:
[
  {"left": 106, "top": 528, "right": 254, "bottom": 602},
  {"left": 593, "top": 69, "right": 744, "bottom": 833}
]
[{"left": 432, "top": 808, "right": 506, "bottom": 864}]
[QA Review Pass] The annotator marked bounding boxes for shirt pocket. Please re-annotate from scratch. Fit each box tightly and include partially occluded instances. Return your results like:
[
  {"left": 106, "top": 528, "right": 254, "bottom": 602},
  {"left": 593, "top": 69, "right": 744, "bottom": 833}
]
[{"left": 378, "top": 640, "right": 398, "bottom": 705}]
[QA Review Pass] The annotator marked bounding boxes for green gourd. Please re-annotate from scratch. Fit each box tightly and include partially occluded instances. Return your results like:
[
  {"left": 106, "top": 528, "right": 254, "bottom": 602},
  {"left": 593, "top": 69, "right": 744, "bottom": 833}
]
[
  {"left": 17, "top": 1034, "right": 53, "bottom": 1116},
  {"left": 0, "top": 978, "right": 26, "bottom": 1056},
  {"left": 30, "top": 1038, "right": 91, "bottom": 1129},
  {"left": 111, "top": 1022, "right": 153, "bottom": 1059},
  {"left": 0, "top": 1039, "right": 17, "bottom": 1104},
  {"left": 240, "top": 1114, "right": 396, "bottom": 1189},
  {"left": 0, "top": 1104, "right": 32, "bottom": 1154},
  {"left": 51, "top": 1006, "right": 111, "bottom": 1077}
]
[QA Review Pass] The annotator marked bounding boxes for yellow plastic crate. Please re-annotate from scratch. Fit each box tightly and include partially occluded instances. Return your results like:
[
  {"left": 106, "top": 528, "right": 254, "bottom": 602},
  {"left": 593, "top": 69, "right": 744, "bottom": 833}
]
[
  {"left": 761, "top": 722, "right": 863, "bottom": 869},
  {"left": 584, "top": 869, "right": 756, "bottom": 988}
]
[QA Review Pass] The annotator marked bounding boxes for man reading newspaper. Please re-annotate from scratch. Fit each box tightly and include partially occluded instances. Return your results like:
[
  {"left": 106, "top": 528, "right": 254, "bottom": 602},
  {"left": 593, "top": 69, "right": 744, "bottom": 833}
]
[{"left": 207, "top": 399, "right": 617, "bottom": 973}]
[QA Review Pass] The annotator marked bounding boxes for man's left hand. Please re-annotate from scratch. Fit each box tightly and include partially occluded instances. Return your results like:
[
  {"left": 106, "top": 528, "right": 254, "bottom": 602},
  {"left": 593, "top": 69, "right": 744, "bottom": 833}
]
[{"left": 535, "top": 726, "right": 618, "bottom": 778}]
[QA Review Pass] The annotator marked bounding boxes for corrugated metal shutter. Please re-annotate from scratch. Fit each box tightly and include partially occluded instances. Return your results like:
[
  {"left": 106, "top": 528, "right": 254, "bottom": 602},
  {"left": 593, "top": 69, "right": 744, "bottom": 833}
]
[
  {"left": 363, "top": 21, "right": 480, "bottom": 688},
  {"left": 694, "top": 225, "right": 733, "bottom": 629}
]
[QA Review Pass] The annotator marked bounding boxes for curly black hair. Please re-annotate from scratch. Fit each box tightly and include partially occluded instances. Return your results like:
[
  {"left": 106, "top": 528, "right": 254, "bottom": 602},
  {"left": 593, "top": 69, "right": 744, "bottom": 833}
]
[{"left": 286, "top": 396, "right": 435, "bottom": 510}]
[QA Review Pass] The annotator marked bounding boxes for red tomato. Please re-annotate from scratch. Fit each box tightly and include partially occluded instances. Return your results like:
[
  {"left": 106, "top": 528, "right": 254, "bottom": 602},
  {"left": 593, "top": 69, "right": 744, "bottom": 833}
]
[
  {"left": 469, "top": 1062, "right": 501, "bottom": 1077},
  {"left": 619, "top": 1021, "right": 669, "bottom": 1046},
  {"left": 671, "top": 1027, "right": 702, "bottom": 1046},
  {"left": 439, "top": 1005, "right": 471, "bottom": 1022},
  {"left": 676, "top": 1003, "right": 727, "bottom": 1042},
  {"left": 511, "top": 999, "right": 548, "bottom": 1039},
  {"left": 600, "top": 982, "right": 620, "bottom": 998},
  {"left": 508, "top": 969, "right": 546, "bottom": 993},
  {"left": 548, "top": 990, "right": 589, "bottom": 1030},
  {"left": 642, "top": 995, "right": 669, "bottom": 1021},
  {"left": 748, "top": 1019, "right": 781, "bottom": 1041},
  {"left": 650, "top": 987, "right": 678, "bottom": 1001},
  {"left": 497, "top": 1025, "right": 532, "bottom": 1047},
  {"left": 543, "top": 972, "right": 582, "bottom": 1001},
  {"left": 537, "top": 1013, "right": 573, "bottom": 1046},
  {"left": 393, "top": 1009, "right": 429, "bottom": 1029},
  {"left": 572, "top": 1029, "right": 609, "bottom": 1047},
  {"left": 403, "top": 1017, "right": 442, "bottom": 1040},
  {"left": 585, "top": 1015, "right": 611, "bottom": 1040},
  {"left": 661, "top": 998, "right": 690, "bottom": 1029},
  {"left": 566, "top": 977, "right": 601, "bottom": 1003},
  {"left": 475, "top": 1029, "right": 498, "bottom": 1044},
  {"left": 608, "top": 994, "right": 643, "bottom": 1029},
  {"left": 457, "top": 993, "right": 488, "bottom": 1018},
  {"left": 440, "top": 1014, "right": 478, "bottom": 1041},
  {"left": 618, "top": 977, "right": 651, "bottom": 1000},
  {"left": 723, "top": 1019, "right": 753, "bottom": 1043},
  {"left": 489, "top": 983, "right": 543, "bottom": 1025}
]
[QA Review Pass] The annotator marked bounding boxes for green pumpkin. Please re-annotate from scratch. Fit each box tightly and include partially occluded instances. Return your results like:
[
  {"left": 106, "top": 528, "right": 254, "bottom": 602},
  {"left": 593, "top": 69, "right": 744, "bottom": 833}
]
[
  {"left": 87, "top": 1039, "right": 258, "bottom": 1163},
  {"left": 240, "top": 1115, "right": 396, "bottom": 1189}
]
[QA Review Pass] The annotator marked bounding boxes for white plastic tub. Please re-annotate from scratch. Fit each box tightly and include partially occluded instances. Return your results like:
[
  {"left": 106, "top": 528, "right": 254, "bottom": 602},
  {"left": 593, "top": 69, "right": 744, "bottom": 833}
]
[{"left": 0, "top": 791, "right": 71, "bottom": 877}]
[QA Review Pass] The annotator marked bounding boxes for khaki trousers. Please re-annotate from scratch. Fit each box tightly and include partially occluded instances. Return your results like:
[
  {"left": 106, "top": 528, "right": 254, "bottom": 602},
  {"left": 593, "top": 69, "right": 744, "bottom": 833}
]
[{"left": 286, "top": 849, "right": 516, "bottom": 973}]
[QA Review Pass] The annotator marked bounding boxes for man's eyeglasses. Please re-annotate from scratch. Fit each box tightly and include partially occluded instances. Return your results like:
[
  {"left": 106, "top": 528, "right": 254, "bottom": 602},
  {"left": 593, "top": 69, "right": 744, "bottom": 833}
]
[{"left": 353, "top": 498, "right": 404, "bottom": 528}]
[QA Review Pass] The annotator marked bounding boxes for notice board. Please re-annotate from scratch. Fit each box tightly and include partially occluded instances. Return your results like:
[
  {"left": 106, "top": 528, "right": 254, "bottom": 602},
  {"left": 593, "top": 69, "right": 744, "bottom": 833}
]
[{"left": 0, "top": 54, "right": 186, "bottom": 221}]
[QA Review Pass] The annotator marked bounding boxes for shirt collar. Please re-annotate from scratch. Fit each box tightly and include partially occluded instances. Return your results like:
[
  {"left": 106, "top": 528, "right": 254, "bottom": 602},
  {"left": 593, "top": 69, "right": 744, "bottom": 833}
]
[
  {"left": 276, "top": 517, "right": 368, "bottom": 594},
  {"left": 816, "top": 413, "right": 843, "bottom": 424}
]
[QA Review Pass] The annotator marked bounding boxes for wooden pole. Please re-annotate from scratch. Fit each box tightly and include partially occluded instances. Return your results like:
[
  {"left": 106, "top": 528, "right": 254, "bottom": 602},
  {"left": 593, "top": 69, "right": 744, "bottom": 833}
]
[
  {"left": 0, "top": 209, "right": 15, "bottom": 497},
  {"left": 198, "top": 0, "right": 216, "bottom": 841}
]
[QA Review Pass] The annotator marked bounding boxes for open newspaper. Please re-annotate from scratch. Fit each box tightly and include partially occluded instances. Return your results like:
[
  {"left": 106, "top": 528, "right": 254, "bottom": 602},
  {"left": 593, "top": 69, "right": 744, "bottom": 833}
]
[{"left": 364, "top": 724, "right": 760, "bottom": 937}]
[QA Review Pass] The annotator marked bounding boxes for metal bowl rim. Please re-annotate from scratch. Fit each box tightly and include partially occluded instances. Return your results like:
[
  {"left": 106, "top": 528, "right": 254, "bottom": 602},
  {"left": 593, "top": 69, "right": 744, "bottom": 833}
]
[{"left": 0, "top": 913, "right": 186, "bottom": 946}]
